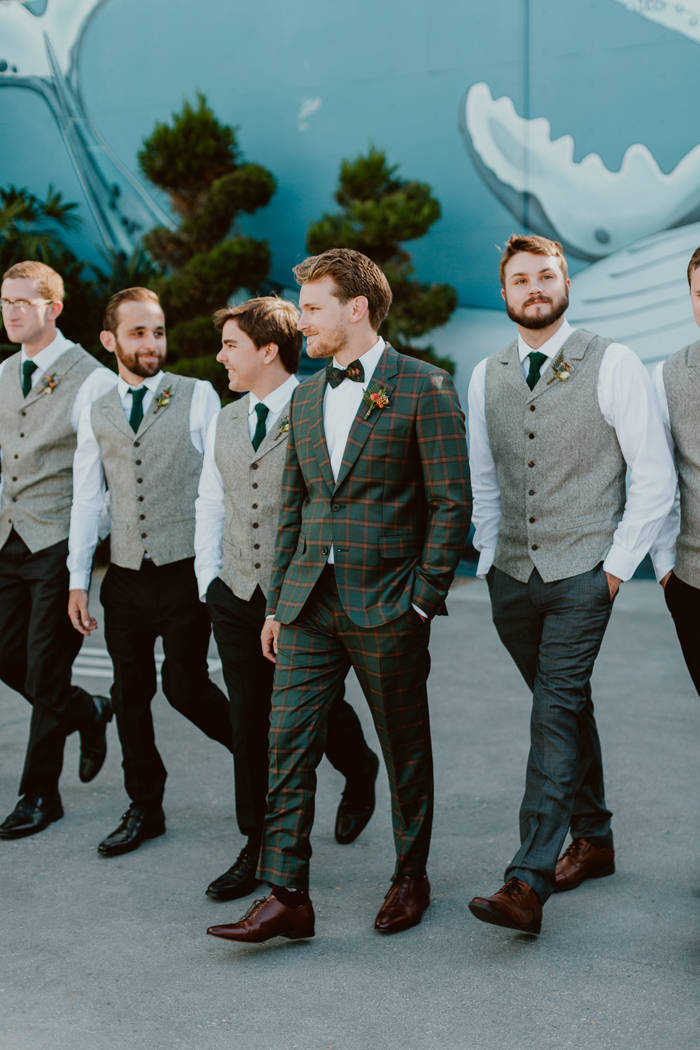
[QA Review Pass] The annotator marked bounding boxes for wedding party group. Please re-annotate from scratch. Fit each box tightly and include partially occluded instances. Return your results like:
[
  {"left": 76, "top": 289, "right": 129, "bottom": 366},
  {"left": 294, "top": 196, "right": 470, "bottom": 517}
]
[{"left": 0, "top": 236, "right": 696, "bottom": 945}]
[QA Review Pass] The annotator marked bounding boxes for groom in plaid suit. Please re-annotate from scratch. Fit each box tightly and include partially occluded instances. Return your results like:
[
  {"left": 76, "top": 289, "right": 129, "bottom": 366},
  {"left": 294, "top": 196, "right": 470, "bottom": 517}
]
[{"left": 207, "top": 248, "right": 471, "bottom": 945}]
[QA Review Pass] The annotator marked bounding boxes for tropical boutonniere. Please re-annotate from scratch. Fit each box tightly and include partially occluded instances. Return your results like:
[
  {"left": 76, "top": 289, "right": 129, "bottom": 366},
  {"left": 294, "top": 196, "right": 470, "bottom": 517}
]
[
  {"left": 153, "top": 386, "right": 172, "bottom": 412},
  {"left": 39, "top": 373, "right": 59, "bottom": 395},
  {"left": 546, "top": 348, "right": 572, "bottom": 385},
  {"left": 362, "top": 382, "right": 390, "bottom": 420},
  {"left": 275, "top": 415, "right": 290, "bottom": 439}
]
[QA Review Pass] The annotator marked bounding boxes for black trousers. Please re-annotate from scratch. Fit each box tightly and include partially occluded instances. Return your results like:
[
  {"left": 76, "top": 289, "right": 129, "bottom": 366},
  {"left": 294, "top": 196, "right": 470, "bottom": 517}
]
[
  {"left": 206, "top": 576, "right": 375, "bottom": 842},
  {"left": 488, "top": 564, "right": 614, "bottom": 903},
  {"left": 0, "top": 530, "right": 95, "bottom": 796},
  {"left": 101, "top": 558, "right": 232, "bottom": 811},
  {"left": 665, "top": 572, "right": 700, "bottom": 695}
]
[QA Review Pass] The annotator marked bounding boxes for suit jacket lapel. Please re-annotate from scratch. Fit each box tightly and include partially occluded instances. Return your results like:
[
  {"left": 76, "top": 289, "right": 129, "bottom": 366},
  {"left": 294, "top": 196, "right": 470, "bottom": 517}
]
[
  {"left": 308, "top": 370, "right": 335, "bottom": 492},
  {"left": 333, "top": 345, "right": 399, "bottom": 492}
]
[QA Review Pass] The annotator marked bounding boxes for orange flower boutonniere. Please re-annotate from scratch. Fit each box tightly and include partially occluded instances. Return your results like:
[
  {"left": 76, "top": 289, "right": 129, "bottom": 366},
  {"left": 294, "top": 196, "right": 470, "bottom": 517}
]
[
  {"left": 39, "top": 373, "right": 59, "bottom": 395},
  {"left": 362, "top": 383, "right": 390, "bottom": 420},
  {"left": 154, "top": 386, "right": 172, "bottom": 412}
]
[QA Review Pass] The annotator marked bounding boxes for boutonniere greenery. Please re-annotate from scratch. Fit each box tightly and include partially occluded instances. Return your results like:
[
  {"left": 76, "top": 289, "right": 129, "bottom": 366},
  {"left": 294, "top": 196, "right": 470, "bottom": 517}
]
[
  {"left": 546, "top": 348, "right": 572, "bottom": 385},
  {"left": 362, "top": 382, "right": 390, "bottom": 420},
  {"left": 39, "top": 373, "right": 59, "bottom": 395},
  {"left": 153, "top": 386, "right": 172, "bottom": 412},
  {"left": 275, "top": 416, "right": 290, "bottom": 439}
]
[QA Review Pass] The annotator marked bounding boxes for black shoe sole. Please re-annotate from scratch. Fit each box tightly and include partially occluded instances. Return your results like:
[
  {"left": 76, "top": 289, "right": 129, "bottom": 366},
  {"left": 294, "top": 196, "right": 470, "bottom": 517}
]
[
  {"left": 98, "top": 823, "right": 166, "bottom": 857},
  {"left": 468, "top": 900, "right": 541, "bottom": 936},
  {"left": 206, "top": 877, "right": 261, "bottom": 902},
  {"left": 0, "top": 807, "right": 63, "bottom": 840},
  {"left": 553, "top": 862, "right": 615, "bottom": 893}
]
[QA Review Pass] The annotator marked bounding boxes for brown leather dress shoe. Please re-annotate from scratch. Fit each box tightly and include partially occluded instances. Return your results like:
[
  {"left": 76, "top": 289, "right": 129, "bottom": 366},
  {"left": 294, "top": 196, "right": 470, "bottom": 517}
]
[
  {"left": 207, "top": 894, "right": 315, "bottom": 944},
  {"left": 374, "top": 875, "right": 430, "bottom": 933},
  {"left": 555, "top": 838, "right": 615, "bottom": 892},
  {"left": 469, "top": 877, "right": 542, "bottom": 935}
]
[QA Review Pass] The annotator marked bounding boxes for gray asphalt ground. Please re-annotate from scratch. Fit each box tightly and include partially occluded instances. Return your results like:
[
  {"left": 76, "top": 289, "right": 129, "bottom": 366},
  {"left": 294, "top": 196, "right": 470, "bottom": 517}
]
[{"left": 2, "top": 575, "right": 699, "bottom": 1050}]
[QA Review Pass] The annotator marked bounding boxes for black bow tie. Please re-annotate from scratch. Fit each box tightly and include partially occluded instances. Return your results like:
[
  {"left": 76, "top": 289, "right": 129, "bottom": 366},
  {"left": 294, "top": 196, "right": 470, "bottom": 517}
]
[{"left": 325, "top": 359, "right": 365, "bottom": 389}]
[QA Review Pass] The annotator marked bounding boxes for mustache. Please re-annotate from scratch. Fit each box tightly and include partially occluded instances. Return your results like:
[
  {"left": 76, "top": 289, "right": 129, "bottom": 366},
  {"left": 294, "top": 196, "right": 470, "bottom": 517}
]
[{"left": 524, "top": 295, "right": 552, "bottom": 306}]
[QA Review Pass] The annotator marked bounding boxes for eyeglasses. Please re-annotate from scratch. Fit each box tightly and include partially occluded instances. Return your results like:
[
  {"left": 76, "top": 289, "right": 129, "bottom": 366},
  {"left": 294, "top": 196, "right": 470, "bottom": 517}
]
[{"left": 1, "top": 298, "right": 55, "bottom": 311}]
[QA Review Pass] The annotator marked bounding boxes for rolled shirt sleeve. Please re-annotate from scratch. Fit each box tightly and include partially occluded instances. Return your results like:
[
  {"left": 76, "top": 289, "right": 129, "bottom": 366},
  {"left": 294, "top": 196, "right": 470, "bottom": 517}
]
[
  {"left": 194, "top": 412, "right": 225, "bottom": 601},
  {"left": 467, "top": 357, "right": 500, "bottom": 578}
]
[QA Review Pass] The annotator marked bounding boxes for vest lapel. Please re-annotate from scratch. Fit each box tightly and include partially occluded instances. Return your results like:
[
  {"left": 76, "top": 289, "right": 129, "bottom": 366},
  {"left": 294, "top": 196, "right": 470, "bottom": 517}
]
[
  {"left": 135, "top": 374, "right": 176, "bottom": 439},
  {"left": 332, "top": 344, "right": 399, "bottom": 492},
  {"left": 252, "top": 397, "right": 292, "bottom": 462},
  {"left": 685, "top": 340, "right": 700, "bottom": 390},
  {"left": 229, "top": 395, "right": 256, "bottom": 456},
  {"left": 308, "top": 370, "right": 335, "bottom": 492},
  {"left": 497, "top": 340, "right": 530, "bottom": 398},
  {"left": 22, "top": 345, "right": 83, "bottom": 409},
  {"left": 527, "top": 329, "right": 597, "bottom": 402},
  {"left": 101, "top": 384, "right": 136, "bottom": 440}
]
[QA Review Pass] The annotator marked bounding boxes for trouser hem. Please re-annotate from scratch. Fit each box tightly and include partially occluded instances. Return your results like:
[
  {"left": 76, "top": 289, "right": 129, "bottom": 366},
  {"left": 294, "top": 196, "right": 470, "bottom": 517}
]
[{"left": 506, "top": 866, "right": 551, "bottom": 905}]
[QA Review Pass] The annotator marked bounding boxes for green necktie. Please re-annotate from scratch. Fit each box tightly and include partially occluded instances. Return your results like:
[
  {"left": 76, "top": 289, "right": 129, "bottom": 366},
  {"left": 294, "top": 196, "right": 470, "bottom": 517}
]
[
  {"left": 21, "top": 360, "right": 38, "bottom": 397},
  {"left": 252, "top": 402, "right": 269, "bottom": 451},
  {"left": 525, "top": 351, "right": 548, "bottom": 391},
  {"left": 129, "top": 386, "right": 148, "bottom": 433}
]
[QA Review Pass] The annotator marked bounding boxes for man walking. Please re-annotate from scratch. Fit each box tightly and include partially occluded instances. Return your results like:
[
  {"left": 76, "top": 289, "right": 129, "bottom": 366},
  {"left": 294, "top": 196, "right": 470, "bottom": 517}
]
[
  {"left": 195, "top": 296, "right": 379, "bottom": 903},
  {"left": 0, "top": 261, "right": 117, "bottom": 840},
  {"left": 651, "top": 245, "right": 700, "bottom": 697},
  {"left": 467, "top": 234, "right": 675, "bottom": 935},
  {"left": 68, "top": 287, "right": 232, "bottom": 856},
  {"left": 207, "top": 248, "right": 470, "bottom": 945}
]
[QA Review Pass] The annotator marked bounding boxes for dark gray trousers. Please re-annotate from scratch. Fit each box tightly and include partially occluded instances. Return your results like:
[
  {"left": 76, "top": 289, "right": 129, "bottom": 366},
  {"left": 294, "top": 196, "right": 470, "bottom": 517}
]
[{"left": 488, "top": 563, "right": 615, "bottom": 903}]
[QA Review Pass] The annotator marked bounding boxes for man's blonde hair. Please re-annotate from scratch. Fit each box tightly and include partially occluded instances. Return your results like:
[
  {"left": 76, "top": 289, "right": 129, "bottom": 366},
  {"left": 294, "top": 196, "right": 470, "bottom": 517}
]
[{"left": 2, "top": 261, "right": 64, "bottom": 301}]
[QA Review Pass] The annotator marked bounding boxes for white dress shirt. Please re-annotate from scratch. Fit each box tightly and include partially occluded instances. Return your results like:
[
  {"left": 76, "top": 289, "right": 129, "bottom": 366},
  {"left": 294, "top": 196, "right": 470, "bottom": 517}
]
[
  {"left": 68, "top": 371, "right": 220, "bottom": 590},
  {"left": 648, "top": 362, "right": 681, "bottom": 582},
  {"left": 194, "top": 373, "right": 299, "bottom": 600},
  {"left": 468, "top": 318, "right": 676, "bottom": 582},
  {"left": 0, "top": 330, "right": 118, "bottom": 492}
]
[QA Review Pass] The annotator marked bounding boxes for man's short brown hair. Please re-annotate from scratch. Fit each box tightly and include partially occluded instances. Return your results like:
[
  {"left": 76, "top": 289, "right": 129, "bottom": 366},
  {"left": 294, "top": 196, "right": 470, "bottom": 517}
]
[
  {"left": 687, "top": 246, "right": 700, "bottom": 285},
  {"left": 103, "top": 287, "right": 161, "bottom": 335},
  {"left": 2, "top": 260, "right": 64, "bottom": 301},
  {"left": 499, "top": 234, "right": 568, "bottom": 288},
  {"left": 293, "top": 248, "right": 393, "bottom": 331},
  {"left": 213, "top": 296, "right": 302, "bottom": 375}
]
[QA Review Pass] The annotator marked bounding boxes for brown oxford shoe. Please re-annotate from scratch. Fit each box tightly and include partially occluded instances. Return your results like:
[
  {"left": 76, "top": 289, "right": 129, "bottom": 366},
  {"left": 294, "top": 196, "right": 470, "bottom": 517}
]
[
  {"left": 469, "top": 877, "right": 542, "bottom": 935},
  {"left": 555, "top": 838, "right": 615, "bottom": 893},
  {"left": 374, "top": 875, "right": 430, "bottom": 933},
  {"left": 207, "top": 894, "right": 315, "bottom": 944}
]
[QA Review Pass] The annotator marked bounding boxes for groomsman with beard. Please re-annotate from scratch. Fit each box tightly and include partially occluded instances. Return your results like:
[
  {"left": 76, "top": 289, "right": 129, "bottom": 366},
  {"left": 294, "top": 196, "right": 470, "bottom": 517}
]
[
  {"left": 0, "top": 261, "right": 117, "bottom": 840},
  {"left": 651, "top": 245, "right": 700, "bottom": 696},
  {"left": 68, "top": 287, "right": 233, "bottom": 856},
  {"left": 207, "top": 248, "right": 470, "bottom": 946},
  {"left": 195, "top": 296, "right": 379, "bottom": 903},
  {"left": 467, "top": 234, "right": 675, "bottom": 935}
]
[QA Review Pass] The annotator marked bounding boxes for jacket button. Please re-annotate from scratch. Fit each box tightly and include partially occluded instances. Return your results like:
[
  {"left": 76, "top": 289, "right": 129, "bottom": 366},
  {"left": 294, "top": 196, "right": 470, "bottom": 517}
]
[
  {"left": 252, "top": 482, "right": 258, "bottom": 489},
  {"left": 135, "top": 459, "right": 142, "bottom": 465},
  {"left": 331, "top": 503, "right": 341, "bottom": 512},
  {"left": 252, "top": 522, "right": 259, "bottom": 529},
  {"left": 529, "top": 433, "right": 535, "bottom": 439},
  {"left": 254, "top": 563, "right": 261, "bottom": 569},
  {"left": 252, "top": 503, "right": 258, "bottom": 509},
  {"left": 254, "top": 543, "right": 260, "bottom": 550},
  {"left": 141, "top": 533, "right": 148, "bottom": 539},
  {"left": 138, "top": 495, "right": 144, "bottom": 502},
  {"left": 531, "top": 544, "right": 539, "bottom": 550},
  {"left": 529, "top": 405, "right": 536, "bottom": 412},
  {"left": 528, "top": 461, "right": 535, "bottom": 468},
  {"left": 251, "top": 463, "right": 258, "bottom": 470},
  {"left": 529, "top": 489, "right": 536, "bottom": 496},
  {"left": 134, "top": 441, "right": 140, "bottom": 448},
  {"left": 529, "top": 517, "right": 536, "bottom": 523},
  {"left": 137, "top": 478, "right": 143, "bottom": 483},
  {"left": 322, "top": 546, "right": 329, "bottom": 555}
]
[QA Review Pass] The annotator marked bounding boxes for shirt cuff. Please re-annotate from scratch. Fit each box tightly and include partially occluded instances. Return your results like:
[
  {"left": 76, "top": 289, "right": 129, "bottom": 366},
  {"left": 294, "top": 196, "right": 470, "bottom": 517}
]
[
  {"left": 197, "top": 570, "right": 219, "bottom": 603},
  {"left": 69, "top": 572, "right": 91, "bottom": 592},
  {"left": 651, "top": 552, "right": 676, "bottom": 584},
  {"left": 475, "top": 547, "right": 496, "bottom": 580},
  {"left": 411, "top": 602, "right": 427, "bottom": 619},
  {"left": 602, "top": 546, "right": 640, "bottom": 583},
  {"left": 265, "top": 613, "right": 275, "bottom": 620}
]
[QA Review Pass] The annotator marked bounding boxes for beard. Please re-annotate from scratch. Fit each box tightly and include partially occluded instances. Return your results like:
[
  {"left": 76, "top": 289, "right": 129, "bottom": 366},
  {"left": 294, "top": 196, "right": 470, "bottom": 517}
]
[
  {"left": 505, "top": 288, "right": 569, "bottom": 330},
  {"left": 304, "top": 321, "right": 350, "bottom": 359},
  {"left": 115, "top": 337, "right": 165, "bottom": 377}
]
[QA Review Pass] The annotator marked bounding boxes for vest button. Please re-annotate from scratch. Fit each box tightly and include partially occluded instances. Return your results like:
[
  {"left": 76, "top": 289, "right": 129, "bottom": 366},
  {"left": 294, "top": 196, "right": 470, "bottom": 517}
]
[
  {"left": 11, "top": 476, "right": 17, "bottom": 481},
  {"left": 134, "top": 442, "right": 140, "bottom": 448},
  {"left": 135, "top": 459, "right": 142, "bottom": 465},
  {"left": 254, "top": 543, "right": 260, "bottom": 550},
  {"left": 138, "top": 495, "right": 144, "bottom": 502},
  {"left": 529, "top": 433, "right": 535, "bottom": 439},
  {"left": 252, "top": 503, "right": 258, "bottom": 509},
  {"left": 251, "top": 463, "right": 258, "bottom": 470},
  {"left": 531, "top": 544, "right": 539, "bottom": 550},
  {"left": 255, "top": 563, "right": 261, "bottom": 569},
  {"left": 21, "top": 410, "right": 26, "bottom": 417},
  {"left": 529, "top": 405, "right": 536, "bottom": 411},
  {"left": 19, "top": 433, "right": 24, "bottom": 438},
  {"left": 529, "top": 489, "right": 536, "bottom": 495},
  {"left": 139, "top": 514, "right": 146, "bottom": 520},
  {"left": 13, "top": 454, "right": 18, "bottom": 459},
  {"left": 331, "top": 503, "right": 341, "bottom": 512},
  {"left": 528, "top": 461, "right": 535, "bottom": 468},
  {"left": 137, "top": 478, "right": 143, "bottom": 483},
  {"left": 529, "top": 517, "right": 536, "bottom": 523},
  {"left": 11, "top": 496, "right": 17, "bottom": 502},
  {"left": 252, "top": 522, "right": 259, "bottom": 528},
  {"left": 141, "top": 533, "right": 148, "bottom": 539},
  {"left": 252, "top": 482, "right": 258, "bottom": 489}
]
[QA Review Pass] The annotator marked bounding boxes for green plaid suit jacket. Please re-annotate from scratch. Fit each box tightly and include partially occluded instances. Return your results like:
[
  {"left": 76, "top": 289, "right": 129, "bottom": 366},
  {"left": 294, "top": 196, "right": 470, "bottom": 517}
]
[{"left": 266, "top": 344, "right": 472, "bottom": 627}]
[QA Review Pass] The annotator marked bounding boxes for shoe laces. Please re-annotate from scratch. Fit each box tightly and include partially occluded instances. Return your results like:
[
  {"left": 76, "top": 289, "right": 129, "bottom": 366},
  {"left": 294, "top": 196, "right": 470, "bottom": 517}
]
[
  {"left": 241, "top": 897, "right": 270, "bottom": 922},
  {"left": 499, "top": 877, "right": 528, "bottom": 899},
  {"left": 561, "top": 838, "right": 586, "bottom": 859},
  {"left": 384, "top": 877, "right": 412, "bottom": 906}
]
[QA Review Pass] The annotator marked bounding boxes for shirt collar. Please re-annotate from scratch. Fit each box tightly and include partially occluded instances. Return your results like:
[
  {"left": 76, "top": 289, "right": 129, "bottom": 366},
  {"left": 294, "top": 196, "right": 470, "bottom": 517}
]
[
  {"left": 517, "top": 318, "right": 574, "bottom": 364},
  {"left": 20, "top": 329, "right": 73, "bottom": 371},
  {"left": 117, "top": 370, "right": 164, "bottom": 399},
  {"left": 331, "top": 336, "right": 385, "bottom": 376},
  {"left": 248, "top": 372, "right": 299, "bottom": 415}
]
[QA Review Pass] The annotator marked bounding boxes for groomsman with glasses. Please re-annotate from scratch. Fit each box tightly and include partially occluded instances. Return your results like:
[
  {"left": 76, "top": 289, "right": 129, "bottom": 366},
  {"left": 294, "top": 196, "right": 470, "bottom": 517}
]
[
  {"left": 651, "top": 245, "right": 700, "bottom": 698},
  {"left": 195, "top": 296, "right": 379, "bottom": 903},
  {"left": 67, "top": 287, "right": 233, "bottom": 857},
  {"left": 0, "top": 261, "right": 118, "bottom": 840},
  {"left": 467, "top": 234, "right": 675, "bottom": 935}
]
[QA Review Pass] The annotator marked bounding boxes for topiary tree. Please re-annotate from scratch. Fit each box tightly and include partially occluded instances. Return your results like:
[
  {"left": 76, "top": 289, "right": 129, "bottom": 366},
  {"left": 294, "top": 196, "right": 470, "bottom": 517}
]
[
  {"left": 138, "top": 94, "right": 276, "bottom": 395},
  {"left": 306, "top": 147, "right": 457, "bottom": 373}
]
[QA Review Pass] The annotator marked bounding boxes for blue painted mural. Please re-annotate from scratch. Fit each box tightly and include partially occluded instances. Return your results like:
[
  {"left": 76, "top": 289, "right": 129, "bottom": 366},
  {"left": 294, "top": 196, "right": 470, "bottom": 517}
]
[{"left": 2, "top": 0, "right": 700, "bottom": 401}]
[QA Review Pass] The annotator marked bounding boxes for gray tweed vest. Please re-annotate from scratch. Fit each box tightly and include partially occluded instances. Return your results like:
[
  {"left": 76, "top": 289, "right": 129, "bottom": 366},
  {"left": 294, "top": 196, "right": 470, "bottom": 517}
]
[
  {"left": 484, "top": 328, "right": 626, "bottom": 583},
  {"left": 0, "top": 344, "right": 102, "bottom": 552},
  {"left": 662, "top": 342, "right": 700, "bottom": 588},
  {"left": 91, "top": 373, "right": 201, "bottom": 569},
  {"left": 215, "top": 393, "right": 292, "bottom": 601}
]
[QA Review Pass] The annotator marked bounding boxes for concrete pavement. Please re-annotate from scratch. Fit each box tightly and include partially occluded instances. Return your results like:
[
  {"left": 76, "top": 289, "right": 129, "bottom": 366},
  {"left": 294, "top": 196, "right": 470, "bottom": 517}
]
[{"left": 1, "top": 575, "right": 699, "bottom": 1049}]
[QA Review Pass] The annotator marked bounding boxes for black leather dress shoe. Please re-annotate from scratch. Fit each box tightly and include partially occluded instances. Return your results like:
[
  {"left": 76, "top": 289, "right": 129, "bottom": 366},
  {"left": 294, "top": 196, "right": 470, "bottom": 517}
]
[
  {"left": 98, "top": 805, "right": 165, "bottom": 856},
  {"left": 79, "top": 695, "right": 113, "bottom": 783},
  {"left": 206, "top": 842, "right": 261, "bottom": 901},
  {"left": 0, "top": 793, "right": 63, "bottom": 839},
  {"left": 335, "top": 750, "right": 380, "bottom": 845}
]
